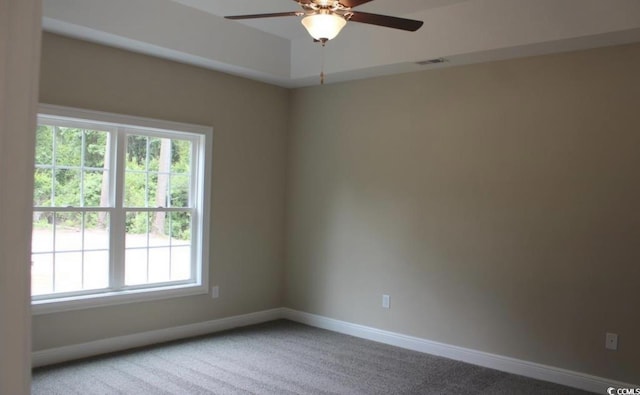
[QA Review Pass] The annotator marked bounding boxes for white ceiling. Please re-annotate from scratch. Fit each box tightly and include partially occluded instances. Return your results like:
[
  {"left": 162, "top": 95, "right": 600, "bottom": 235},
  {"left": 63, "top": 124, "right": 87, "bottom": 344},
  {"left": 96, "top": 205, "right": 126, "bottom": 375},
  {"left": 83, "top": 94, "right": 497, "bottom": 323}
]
[{"left": 42, "top": 0, "right": 640, "bottom": 87}]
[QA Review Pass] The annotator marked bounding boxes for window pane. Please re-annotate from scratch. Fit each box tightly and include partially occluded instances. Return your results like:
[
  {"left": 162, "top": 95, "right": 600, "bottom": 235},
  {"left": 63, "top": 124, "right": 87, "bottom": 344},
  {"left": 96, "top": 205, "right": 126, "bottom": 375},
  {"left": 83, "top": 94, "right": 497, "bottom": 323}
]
[
  {"left": 125, "top": 136, "right": 192, "bottom": 209},
  {"left": 125, "top": 211, "right": 149, "bottom": 248},
  {"left": 54, "top": 169, "right": 81, "bottom": 207},
  {"left": 55, "top": 127, "right": 82, "bottom": 167},
  {"left": 32, "top": 212, "right": 54, "bottom": 252},
  {"left": 147, "top": 137, "right": 163, "bottom": 172},
  {"left": 126, "top": 210, "right": 191, "bottom": 285},
  {"left": 83, "top": 170, "right": 109, "bottom": 207},
  {"left": 84, "top": 130, "right": 109, "bottom": 169},
  {"left": 125, "top": 248, "right": 148, "bottom": 286},
  {"left": 148, "top": 172, "right": 159, "bottom": 207},
  {"left": 83, "top": 251, "right": 109, "bottom": 290},
  {"left": 33, "top": 211, "right": 111, "bottom": 295},
  {"left": 171, "top": 246, "right": 191, "bottom": 281},
  {"left": 170, "top": 211, "right": 191, "bottom": 245},
  {"left": 152, "top": 172, "right": 169, "bottom": 208},
  {"left": 171, "top": 139, "right": 191, "bottom": 174},
  {"left": 54, "top": 252, "right": 83, "bottom": 292},
  {"left": 35, "top": 125, "right": 54, "bottom": 165},
  {"left": 126, "top": 135, "right": 147, "bottom": 170},
  {"left": 124, "top": 171, "right": 147, "bottom": 207},
  {"left": 55, "top": 212, "right": 82, "bottom": 252},
  {"left": 149, "top": 247, "right": 171, "bottom": 283},
  {"left": 33, "top": 168, "right": 53, "bottom": 207},
  {"left": 150, "top": 211, "right": 170, "bottom": 247},
  {"left": 31, "top": 254, "right": 54, "bottom": 296},
  {"left": 170, "top": 175, "right": 190, "bottom": 208},
  {"left": 84, "top": 212, "right": 109, "bottom": 250}
]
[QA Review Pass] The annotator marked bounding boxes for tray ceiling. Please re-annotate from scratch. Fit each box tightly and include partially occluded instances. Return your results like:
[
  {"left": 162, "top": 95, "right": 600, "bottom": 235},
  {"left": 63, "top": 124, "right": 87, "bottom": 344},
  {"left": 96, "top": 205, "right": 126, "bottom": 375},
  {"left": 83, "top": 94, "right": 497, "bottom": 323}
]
[{"left": 42, "top": 0, "right": 640, "bottom": 87}]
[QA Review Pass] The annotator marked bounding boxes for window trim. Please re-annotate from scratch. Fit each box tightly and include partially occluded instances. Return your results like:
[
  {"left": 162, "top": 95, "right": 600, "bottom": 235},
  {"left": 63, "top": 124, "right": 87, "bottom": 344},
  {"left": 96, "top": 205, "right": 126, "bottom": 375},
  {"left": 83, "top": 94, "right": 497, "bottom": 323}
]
[{"left": 32, "top": 104, "right": 213, "bottom": 315}]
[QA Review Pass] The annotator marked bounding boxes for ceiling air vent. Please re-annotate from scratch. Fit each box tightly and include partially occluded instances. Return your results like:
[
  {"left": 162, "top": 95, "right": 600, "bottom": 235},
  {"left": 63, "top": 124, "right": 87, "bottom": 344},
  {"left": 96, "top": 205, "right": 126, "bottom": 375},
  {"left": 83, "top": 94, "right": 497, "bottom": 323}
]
[{"left": 416, "top": 58, "right": 448, "bottom": 66}]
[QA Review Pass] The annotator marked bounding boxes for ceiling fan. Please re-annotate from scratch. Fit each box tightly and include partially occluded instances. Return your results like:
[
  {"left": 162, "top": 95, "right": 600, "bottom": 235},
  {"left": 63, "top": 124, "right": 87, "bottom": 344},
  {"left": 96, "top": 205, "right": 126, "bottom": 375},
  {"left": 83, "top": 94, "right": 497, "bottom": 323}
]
[{"left": 225, "top": 0, "right": 424, "bottom": 44}]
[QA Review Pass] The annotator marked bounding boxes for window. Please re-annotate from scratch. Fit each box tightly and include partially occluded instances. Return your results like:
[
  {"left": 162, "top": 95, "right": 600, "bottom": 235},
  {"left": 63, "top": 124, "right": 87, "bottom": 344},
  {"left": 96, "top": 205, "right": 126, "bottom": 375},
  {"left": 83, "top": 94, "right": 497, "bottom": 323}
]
[{"left": 31, "top": 105, "right": 211, "bottom": 313}]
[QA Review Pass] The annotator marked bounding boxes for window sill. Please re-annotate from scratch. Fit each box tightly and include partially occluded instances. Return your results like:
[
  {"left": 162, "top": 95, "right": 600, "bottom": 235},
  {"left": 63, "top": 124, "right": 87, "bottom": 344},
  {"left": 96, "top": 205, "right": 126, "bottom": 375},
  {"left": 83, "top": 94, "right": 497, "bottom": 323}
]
[{"left": 31, "top": 283, "right": 208, "bottom": 315}]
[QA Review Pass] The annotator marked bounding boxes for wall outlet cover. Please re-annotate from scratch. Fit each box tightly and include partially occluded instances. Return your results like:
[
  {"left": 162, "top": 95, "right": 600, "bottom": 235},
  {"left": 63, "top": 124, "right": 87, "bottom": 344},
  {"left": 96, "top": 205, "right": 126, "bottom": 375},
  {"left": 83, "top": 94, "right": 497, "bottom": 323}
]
[
  {"left": 605, "top": 333, "right": 618, "bottom": 350},
  {"left": 382, "top": 294, "right": 390, "bottom": 309}
]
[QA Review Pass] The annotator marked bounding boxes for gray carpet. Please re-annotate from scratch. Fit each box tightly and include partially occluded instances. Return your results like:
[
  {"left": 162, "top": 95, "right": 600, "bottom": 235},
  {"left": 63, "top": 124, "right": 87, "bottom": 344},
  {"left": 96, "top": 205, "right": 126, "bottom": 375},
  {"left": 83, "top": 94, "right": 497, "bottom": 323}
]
[{"left": 32, "top": 320, "right": 592, "bottom": 394}]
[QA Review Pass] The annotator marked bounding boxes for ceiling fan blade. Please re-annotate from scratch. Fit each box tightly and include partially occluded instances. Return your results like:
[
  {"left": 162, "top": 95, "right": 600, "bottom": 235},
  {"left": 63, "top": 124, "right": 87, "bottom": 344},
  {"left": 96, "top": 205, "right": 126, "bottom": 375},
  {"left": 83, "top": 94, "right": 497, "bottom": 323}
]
[
  {"left": 340, "top": 0, "right": 374, "bottom": 8},
  {"left": 348, "top": 11, "right": 424, "bottom": 31},
  {"left": 225, "top": 11, "right": 301, "bottom": 20}
]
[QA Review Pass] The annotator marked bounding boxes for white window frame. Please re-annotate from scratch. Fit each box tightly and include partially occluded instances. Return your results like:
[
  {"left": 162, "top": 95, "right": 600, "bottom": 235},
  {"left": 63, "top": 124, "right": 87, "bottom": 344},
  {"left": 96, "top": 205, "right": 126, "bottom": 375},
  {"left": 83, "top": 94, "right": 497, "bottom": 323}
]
[{"left": 32, "top": 104, "right": 212, "bottom": 315}]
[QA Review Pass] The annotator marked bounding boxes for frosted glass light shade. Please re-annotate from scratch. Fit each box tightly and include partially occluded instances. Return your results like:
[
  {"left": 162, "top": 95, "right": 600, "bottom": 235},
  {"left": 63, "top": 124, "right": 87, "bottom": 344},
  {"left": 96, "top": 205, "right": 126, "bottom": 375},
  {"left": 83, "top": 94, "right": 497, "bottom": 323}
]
[{"left": 301, "top": 13, "right": 347, "bottom": 41}]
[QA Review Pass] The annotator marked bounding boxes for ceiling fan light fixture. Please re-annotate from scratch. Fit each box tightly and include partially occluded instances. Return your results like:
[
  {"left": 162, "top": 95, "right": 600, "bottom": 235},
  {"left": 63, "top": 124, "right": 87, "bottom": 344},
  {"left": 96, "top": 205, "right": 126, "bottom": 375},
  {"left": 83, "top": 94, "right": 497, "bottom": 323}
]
[{"left": 301, "top": 13, "right": 347, "bottom": 41}]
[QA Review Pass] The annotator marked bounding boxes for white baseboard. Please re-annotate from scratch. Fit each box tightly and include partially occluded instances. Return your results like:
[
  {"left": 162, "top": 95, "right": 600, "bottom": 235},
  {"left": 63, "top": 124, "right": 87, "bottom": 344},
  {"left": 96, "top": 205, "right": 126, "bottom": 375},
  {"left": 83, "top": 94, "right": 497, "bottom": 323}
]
[
  {"left": 32, "top": 306, "right": 637, "bottom": 394},
  {"left": 282, "top": 308, "right": 638, "bottom": 394},
  {"left": 32, "top": 308, "right": 284, "bottom": 368}
]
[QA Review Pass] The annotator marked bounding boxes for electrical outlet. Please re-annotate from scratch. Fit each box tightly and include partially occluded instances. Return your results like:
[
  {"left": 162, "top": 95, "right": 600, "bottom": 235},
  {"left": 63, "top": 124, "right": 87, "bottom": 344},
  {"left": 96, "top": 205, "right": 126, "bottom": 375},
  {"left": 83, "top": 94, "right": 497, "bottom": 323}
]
[
  {"left": 382, "top": 294, "right": 390, "bottom": 309},
  {"left": 211, "top": 286, "right": 219, "bottom": 299},
  {"left": 605, "top": 333, "right": 618, "bottom": 350}
]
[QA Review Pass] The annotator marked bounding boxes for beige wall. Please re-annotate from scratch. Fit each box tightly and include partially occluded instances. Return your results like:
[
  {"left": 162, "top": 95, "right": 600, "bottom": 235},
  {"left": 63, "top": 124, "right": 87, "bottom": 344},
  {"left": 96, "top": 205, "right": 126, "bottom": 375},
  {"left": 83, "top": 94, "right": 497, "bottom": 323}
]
[
  {"left": 286, "top": 43, "right": 640, "bottom": 383},
  {"left": 1, "top": 0, "right": 41, "bottom": 392},
  {"left": 36, "top": 32, "right": 640, "bottom": 385},
  {"left": 34, "top": 33, "right": 289, "bottom": 350}
]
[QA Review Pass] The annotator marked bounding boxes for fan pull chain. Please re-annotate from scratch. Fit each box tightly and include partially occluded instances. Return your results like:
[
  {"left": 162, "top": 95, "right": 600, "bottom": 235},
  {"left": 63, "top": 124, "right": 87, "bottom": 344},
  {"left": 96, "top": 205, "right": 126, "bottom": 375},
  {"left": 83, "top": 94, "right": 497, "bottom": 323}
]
[{"left": 320, "top": 40, "right": 326, "bottom": 85}]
